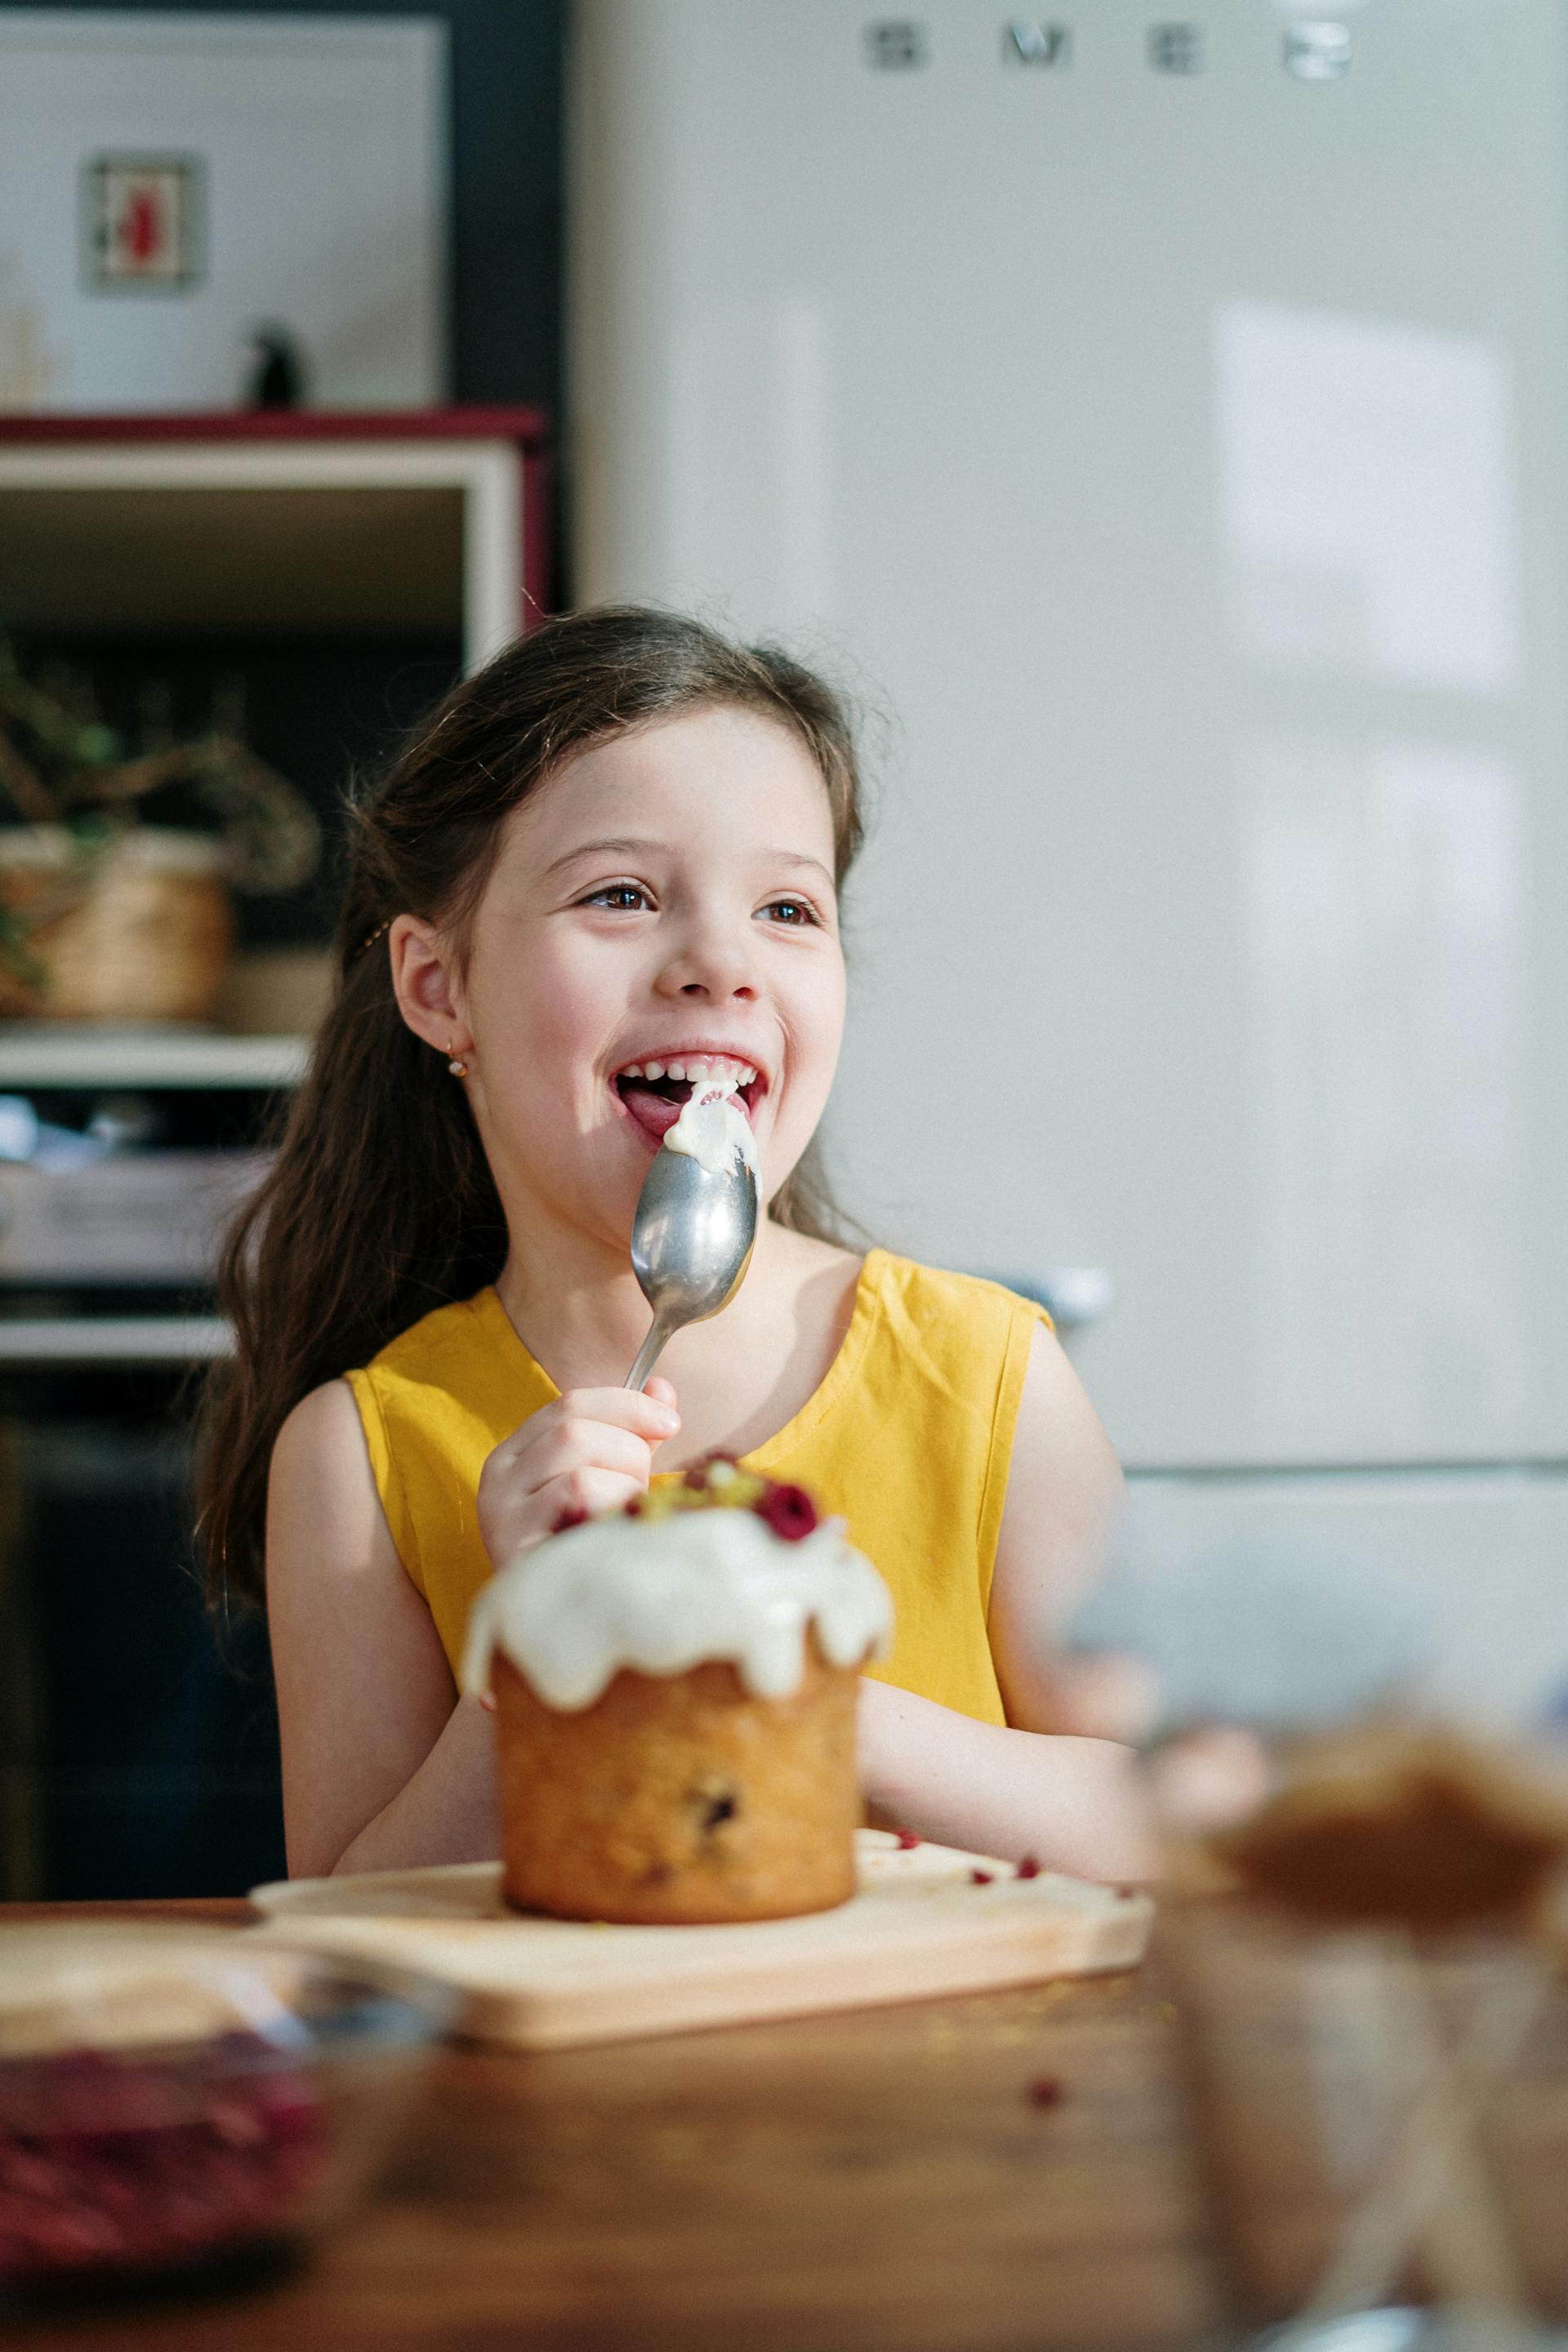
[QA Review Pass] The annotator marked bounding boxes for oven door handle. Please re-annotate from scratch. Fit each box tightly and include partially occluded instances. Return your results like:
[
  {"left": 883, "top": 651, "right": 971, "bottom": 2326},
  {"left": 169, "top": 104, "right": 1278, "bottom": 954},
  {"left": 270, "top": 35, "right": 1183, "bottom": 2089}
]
[{"left": 0, "top": 1317, "right": 233, "bottom": 1365}]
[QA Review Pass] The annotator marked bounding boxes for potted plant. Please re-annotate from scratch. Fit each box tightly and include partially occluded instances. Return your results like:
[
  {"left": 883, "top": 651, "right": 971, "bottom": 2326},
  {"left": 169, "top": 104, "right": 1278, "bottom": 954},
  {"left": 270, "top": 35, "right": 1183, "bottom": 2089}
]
[{"left": 0, "top": 644, "right": 319, "bottom": 1023}]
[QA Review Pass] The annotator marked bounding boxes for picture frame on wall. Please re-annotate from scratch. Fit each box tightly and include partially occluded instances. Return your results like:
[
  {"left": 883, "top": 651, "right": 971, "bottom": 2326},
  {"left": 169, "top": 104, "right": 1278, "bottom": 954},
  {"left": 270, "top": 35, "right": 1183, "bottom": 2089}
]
[{"left": 82, "top": 153, "right": 207, "bottom": 293}]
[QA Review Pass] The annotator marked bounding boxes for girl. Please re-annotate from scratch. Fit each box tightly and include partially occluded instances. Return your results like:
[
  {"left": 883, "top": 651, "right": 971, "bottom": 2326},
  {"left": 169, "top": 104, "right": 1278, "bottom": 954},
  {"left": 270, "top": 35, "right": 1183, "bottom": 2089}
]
[{"left": 199, "top": 607, "right": 1168, "bottom": 1884}]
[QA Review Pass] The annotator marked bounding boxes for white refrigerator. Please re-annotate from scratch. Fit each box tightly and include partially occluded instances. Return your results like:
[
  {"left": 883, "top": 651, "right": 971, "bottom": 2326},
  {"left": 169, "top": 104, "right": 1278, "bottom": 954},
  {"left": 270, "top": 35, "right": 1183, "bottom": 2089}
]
[{"left": 568, "top": 0, "right": 1568, "bottom": 1727}]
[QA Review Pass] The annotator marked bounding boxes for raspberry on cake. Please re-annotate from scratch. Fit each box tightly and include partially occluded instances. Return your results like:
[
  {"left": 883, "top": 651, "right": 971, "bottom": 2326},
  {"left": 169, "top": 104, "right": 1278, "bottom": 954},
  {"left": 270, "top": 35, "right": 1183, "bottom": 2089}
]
[{"left": 463, "top": 1463, "right": 894, "bottom": 1925}]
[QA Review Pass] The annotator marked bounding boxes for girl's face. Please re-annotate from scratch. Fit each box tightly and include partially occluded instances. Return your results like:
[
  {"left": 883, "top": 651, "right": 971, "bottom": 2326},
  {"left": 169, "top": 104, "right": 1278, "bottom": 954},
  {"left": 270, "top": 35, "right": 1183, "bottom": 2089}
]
[{"left": 404, "top": 705, "right": 846, "bottom": 1255}]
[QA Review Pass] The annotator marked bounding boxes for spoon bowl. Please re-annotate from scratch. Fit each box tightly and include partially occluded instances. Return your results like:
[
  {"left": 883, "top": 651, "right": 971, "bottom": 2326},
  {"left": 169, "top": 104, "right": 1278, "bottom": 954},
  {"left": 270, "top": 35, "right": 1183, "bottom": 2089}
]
[{"left": 625, "top": 1142, "right": 759, "bottom": 1391}]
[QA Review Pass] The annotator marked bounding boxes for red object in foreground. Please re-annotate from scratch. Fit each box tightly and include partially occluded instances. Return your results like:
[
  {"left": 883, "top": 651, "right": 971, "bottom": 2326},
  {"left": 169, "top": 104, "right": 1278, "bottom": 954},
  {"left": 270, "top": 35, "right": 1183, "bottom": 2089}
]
[
  {"left": 969, "top": 1869, "right": 995, "bottom": 1886},
  {"left": 1015, "top": 1855, "right": 1042, "bottom": 1879},
  {"left": 0, "top": 2038, "right": 322, "bottom": 2283},
  {"left": 1026, "top": 2075, "right": 1065, "bottom": 2109},
  {"left": 893, "top": 1830, "right": 921, "bottom": 1851}
]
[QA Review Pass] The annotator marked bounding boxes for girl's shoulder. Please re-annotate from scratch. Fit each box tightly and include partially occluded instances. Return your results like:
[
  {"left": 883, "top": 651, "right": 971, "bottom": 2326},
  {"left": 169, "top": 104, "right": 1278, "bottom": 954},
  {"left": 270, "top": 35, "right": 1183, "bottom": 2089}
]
[
  {"left": 768, "top": 1220, "right": 1050, "bottom": 1343},
  {"left": 791, "top": 1250, "right": 1052, "bottom": 1451},
  {"left": 345, "top": 1286, "right": 539, "bottom": 1474},
  {"left": 866, "top": 1250, "right": 1054, "bottom": 1352},
  {"left": 762, "top": 1232, "right": 1049, "bottom": 1400},
  {"left": 356, "top": 1286, "right": 510, "bottom": 1388}
]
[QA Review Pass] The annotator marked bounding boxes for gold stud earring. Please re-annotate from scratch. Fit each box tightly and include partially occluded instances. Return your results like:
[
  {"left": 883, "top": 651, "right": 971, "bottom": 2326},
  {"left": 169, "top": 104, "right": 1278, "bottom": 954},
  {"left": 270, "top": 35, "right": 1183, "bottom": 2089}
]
[{"left": 446, "top": 1041, "right": 469, "bottom": 1079}]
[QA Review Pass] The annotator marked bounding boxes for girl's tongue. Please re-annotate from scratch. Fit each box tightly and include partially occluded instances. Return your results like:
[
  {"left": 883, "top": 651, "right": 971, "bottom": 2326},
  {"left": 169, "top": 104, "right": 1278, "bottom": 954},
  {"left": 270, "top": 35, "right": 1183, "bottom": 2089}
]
[{"left": 619, "top": 1077, "right": 686, "bottom": 1145}]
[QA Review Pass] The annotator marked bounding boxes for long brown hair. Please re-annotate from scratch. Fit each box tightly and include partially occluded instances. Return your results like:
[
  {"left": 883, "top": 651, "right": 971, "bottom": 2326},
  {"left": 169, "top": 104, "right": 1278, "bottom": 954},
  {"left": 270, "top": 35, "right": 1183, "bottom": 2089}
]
[{"left": 195, "top": 605, "right": 868, "bottom": 1612}]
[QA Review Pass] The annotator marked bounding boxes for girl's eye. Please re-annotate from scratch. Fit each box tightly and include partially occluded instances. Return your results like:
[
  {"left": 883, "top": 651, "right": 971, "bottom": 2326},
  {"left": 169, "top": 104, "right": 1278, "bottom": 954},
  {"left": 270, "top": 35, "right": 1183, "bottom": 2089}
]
[
  {"left": 760, "top": 898, "right": 820, "bottom": 928},
  {"left": 582, "top": 884, "right": 652, "bottom": 912}
]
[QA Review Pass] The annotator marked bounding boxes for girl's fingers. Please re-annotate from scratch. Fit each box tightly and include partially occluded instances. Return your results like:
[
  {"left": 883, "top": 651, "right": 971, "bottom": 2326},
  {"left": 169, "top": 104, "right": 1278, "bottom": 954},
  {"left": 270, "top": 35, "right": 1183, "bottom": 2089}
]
[
  {"left": 479, "top": 1384, "right": 684, "bottom": 1575},
  {"left": 493, "top": 1385, "right": 678, "bottom": 1463},
  {"left": 534, "top": 1466, "right": 646, "bottom": 1530},
  {"left": 1148, "top": 1726, "right": 1271, "bottom": 1834},
  {"left": 559, "top": 1385, "right": 680, "bottom": 1436},
  {"left": 532, "top": 1415, "right": 662, "bottom": 1483},
  {"left": 644, "top": 1374, "right": 679, "bottom": 1414}
]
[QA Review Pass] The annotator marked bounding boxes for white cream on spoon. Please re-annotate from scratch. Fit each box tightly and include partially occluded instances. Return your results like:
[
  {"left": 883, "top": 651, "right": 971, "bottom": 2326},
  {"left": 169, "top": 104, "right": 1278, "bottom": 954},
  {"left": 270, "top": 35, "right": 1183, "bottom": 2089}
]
[
  {"left": 623, "top": 1073, "right": 760, "bottom": 1391},
  {"left": 662, "top": 1074, "right": 759, "bottom": 1179}
]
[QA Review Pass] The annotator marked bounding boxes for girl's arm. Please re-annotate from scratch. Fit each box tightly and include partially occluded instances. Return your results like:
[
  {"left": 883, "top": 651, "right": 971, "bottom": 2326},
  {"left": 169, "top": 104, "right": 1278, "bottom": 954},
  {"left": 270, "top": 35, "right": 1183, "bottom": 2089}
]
[
  {"left": 938, "top": 1318, "right": 1265, "bottom": 1861},
  {"left": 267, "top": 1375, "right": 681, "bottom": 1877},
  {"left": 853, "top": 1323, "right": 1158, "bottom": 1883},
  {"left": 986, "top": 1320, "right": 1129, "bottom": 1732},
  {"left": 267, "top": 1380, "right": 497, "bottom": 1878},
  {"left": 856, "top": 1679, "right": 1157, "bottom": 1882}
]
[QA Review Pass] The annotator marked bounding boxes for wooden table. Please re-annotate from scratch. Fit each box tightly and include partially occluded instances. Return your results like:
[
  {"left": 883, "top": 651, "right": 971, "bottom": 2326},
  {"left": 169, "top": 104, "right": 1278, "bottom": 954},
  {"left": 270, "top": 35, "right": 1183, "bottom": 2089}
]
[{"left": 2, "top": 1897, "right": 1229, "bottom": 2352}]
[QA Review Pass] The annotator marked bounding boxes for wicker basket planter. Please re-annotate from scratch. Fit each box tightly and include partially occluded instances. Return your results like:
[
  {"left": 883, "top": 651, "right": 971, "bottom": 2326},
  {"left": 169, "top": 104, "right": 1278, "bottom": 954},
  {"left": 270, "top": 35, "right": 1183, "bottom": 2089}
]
[{"left": 0, "top": 826, "right": 233, "bottom": 1022}]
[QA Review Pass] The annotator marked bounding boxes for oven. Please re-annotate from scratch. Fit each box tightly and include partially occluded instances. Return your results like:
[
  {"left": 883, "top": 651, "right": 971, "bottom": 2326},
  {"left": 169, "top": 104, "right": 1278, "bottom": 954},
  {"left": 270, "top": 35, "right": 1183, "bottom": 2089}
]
[{"left": 0, "top": 1031, "right": 296, "bottom": 1899}]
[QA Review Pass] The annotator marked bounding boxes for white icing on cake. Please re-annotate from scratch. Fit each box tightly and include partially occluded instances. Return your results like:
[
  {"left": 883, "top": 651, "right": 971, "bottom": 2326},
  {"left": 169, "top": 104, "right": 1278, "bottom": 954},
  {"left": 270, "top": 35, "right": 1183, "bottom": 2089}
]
[
  {"left": 662, "top": 1076, "right": 759, "bottom": 1178},
  {"left": 462, "top": 1505, "right": 893, "bottom": 1713}
]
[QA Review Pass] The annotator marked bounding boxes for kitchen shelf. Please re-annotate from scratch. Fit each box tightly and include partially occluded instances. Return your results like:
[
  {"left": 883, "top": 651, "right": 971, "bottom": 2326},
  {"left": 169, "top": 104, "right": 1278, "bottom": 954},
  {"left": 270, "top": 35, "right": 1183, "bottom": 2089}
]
[
  {"left": 0, "top": 481, "right": 466, "bottom": 637},
  {"left": 0, "top": 1316, "right": 232, "bottom": 1364},
  {"left": 0, "top": 1028, "right": 307, "bottom": 1090},
  {"left": 0, "top": 410, "right": 552, "bottom": 670}
]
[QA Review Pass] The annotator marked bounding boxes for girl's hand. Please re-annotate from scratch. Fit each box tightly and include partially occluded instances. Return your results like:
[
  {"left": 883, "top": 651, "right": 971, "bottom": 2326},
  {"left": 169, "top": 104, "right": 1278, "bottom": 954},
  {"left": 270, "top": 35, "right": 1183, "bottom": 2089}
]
[{"left": 475, "top": 1375, "right": 679, "bottom": 1575}]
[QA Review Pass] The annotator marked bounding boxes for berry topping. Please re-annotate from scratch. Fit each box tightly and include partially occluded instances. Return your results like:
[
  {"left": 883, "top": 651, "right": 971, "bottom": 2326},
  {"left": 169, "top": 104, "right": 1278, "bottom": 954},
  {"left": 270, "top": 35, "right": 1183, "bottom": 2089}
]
[
  {"left": 1015, "top": 1855, "right": 1042, "bottom": 1879},
  {"left": 969, "top": 1869, "right": 994, "bottom": 1885},
  {"left": 893, "top": 1829, "right": 921, "bottom": 1851},
  {"left": 594, "top": 1455, "right": 831, "bottom": 1541},
  {"left": 755, "top": 1483, "right": 818, "bottom": 1543},
  {"left": 550, "top": 1504, "right": 590, "bottom": 1535}
]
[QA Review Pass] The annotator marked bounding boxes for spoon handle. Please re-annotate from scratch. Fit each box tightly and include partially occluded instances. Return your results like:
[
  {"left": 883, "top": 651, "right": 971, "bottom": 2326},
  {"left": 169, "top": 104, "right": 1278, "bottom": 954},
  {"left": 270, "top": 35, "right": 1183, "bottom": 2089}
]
[{"left": 626, "top": 1313, "right": 675, "bottom": 1393}]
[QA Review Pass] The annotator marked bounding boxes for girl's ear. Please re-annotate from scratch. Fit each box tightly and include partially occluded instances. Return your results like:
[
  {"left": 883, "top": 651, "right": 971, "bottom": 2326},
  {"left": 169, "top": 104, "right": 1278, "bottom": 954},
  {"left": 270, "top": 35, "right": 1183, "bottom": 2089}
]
[{"left": 389, "top": 915, "right": 473, "bottom": 1056}]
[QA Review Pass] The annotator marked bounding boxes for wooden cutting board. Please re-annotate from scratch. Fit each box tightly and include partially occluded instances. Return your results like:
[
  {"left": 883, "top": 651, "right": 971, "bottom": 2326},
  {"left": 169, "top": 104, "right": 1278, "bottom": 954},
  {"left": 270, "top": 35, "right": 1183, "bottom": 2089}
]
[{"left": 249, "top": 1829, "right": 1152, "bottom": 2050}]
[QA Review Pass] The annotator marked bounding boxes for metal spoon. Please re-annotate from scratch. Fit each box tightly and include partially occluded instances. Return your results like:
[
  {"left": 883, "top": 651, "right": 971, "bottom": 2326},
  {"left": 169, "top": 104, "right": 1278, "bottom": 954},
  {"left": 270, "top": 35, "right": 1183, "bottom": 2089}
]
[{"left": 624, "top": 1140, "right": 759, "bottom": 1391}]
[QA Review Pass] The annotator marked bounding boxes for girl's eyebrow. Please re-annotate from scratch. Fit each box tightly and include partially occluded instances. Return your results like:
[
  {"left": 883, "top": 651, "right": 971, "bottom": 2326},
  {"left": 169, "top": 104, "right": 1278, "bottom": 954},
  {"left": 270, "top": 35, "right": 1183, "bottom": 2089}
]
[
  {"left": 545, "top": 838, "right": 835, "bottom": 888},
  {"left": 544, "top": 835, "right": 662, "bottom": 877},
  {"left": 771, "top": 850, "right": 836, "bottom": 888}
]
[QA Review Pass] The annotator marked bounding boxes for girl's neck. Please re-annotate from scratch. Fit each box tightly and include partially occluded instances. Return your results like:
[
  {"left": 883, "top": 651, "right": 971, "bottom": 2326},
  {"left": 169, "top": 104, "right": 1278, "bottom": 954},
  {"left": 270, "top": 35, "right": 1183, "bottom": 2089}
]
[
  {"left": 494, "top": 1210, "right": 819, "bottom": 1391},
  {"left": 492, "top": 1238, "right": 657, "bottom": 1388},
  {"left": 493, "top": 1211, "right": 864, "bottom": 1465}
]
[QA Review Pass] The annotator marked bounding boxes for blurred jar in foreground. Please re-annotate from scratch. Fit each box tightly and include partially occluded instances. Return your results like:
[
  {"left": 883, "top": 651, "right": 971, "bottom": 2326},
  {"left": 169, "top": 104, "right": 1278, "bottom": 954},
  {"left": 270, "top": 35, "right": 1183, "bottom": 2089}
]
[
  {"left": 0, "top": 1927, "right": 454, "bottom": 2304},
  {"left": 1164, "top": 1723, "right": 1568, "bottom": 2350}
]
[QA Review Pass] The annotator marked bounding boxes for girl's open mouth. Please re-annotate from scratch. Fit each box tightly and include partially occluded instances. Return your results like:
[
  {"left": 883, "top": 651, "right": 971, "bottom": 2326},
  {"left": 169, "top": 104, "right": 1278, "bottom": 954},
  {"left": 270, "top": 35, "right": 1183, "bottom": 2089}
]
[{"left": 612, "top": 1055, "right": 762, "bottom": 1147}]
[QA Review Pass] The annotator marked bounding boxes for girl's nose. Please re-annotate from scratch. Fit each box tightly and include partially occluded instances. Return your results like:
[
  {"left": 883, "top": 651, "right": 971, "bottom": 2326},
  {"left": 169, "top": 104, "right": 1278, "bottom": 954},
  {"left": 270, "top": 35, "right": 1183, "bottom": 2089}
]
[{"left": 655, "top": 922, "right": 759, "bottom": 1002}]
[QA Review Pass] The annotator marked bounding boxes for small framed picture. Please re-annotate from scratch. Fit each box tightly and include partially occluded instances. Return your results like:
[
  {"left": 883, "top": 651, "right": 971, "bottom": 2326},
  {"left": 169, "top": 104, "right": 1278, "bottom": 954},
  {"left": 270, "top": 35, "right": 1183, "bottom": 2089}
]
[{"left": 82, "top": 153, "right": 206, "bottom": 292}]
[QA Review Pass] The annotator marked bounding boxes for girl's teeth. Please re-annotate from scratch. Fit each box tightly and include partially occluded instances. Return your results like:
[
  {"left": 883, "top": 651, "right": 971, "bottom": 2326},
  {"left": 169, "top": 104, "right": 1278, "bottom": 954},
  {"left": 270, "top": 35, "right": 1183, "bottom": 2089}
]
[{"left": 617, "top": 1055, "right": 758, "bottom": 1086}]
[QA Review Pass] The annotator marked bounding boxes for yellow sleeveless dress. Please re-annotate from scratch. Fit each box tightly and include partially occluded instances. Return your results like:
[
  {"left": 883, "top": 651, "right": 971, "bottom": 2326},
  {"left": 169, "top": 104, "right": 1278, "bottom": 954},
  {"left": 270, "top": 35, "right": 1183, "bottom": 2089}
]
[{"left": 345, "top": 1250, "right": 1049, "bottom": 1727}]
